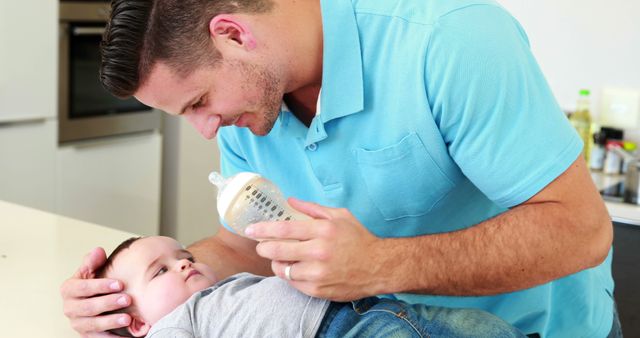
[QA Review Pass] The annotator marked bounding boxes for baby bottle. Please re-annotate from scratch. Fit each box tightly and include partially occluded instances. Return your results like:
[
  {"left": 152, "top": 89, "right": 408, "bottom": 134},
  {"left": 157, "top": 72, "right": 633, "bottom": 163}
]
[{"left": 208, "top": 171, "right": 310, "bottom": 237}]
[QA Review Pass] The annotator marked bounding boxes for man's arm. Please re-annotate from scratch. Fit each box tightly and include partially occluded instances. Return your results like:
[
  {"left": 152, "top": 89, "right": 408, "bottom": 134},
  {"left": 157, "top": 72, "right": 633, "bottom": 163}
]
[
  {"left": 381, "top": 156, "right": 612, "bottom": 296},
  {"left": 188, "top": 226, "right": 273, "bottom": 279},
  {"left": 246, "top": 156, "right": 612, "bottom": 300}
]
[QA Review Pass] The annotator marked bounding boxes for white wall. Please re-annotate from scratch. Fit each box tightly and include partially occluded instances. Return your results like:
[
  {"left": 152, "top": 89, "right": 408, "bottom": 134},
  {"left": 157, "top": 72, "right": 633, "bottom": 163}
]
[
  {"left": 497, "top": 0, "right": 640, "bottom": 140},
  {"left": 56, "top": 132, "right": 162, "bottom": 236},
  {"left": 161, "top": 115, "right": 221, "bottom": 246}
]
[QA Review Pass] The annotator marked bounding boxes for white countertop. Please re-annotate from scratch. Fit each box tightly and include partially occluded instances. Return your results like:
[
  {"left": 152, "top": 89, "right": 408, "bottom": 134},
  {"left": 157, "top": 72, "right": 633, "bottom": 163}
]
[{"left": 0, "top": 200, "right": 136, "bottom": 338}]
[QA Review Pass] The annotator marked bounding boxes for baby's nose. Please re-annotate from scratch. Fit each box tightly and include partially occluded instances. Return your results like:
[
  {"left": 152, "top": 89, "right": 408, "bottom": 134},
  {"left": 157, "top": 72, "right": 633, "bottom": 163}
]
[{"left": 179, "top": 259, "right": 192, "bottom": 271}]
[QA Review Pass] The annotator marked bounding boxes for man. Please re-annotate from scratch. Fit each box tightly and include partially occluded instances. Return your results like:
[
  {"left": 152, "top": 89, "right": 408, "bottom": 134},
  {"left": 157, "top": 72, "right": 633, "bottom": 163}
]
[{"left": 61, "top": 0, "right": 617, "bottom": 337}]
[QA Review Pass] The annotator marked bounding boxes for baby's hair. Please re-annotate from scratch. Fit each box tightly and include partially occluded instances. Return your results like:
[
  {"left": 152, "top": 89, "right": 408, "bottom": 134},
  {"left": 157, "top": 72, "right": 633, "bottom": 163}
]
[
  {"left": 95, "top": 236, "right": 143, "bottom": 338},
  {"left": 96, "top": 236, "right": 142, "bottom": 278}
]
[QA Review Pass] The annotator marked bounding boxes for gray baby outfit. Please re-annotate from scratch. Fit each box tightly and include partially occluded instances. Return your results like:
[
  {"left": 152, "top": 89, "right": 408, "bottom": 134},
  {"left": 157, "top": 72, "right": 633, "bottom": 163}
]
[{"left": 147, "top": 272, "right": 330, "bottom": 338}]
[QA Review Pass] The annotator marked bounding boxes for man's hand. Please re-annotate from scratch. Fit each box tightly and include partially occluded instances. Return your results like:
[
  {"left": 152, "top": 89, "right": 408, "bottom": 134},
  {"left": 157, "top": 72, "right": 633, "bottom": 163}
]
[
  {"left": 245, "top": 198, "right": 388, "bottom": 301},
  {"left": 60, "top": 247, "right": 132, "bottom": 337}
]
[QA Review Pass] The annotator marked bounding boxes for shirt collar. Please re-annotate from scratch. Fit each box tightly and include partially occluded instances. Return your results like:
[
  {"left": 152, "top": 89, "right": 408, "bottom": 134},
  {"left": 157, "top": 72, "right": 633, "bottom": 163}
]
[{"left": 318, "top": 0, "right": 364, "bottom": 124}]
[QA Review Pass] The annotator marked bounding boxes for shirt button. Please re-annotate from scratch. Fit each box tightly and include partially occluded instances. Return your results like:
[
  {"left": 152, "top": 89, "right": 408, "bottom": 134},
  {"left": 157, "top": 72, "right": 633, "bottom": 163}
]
[{"left": 307, "top": 143, "right": 318, "bottom": 151}]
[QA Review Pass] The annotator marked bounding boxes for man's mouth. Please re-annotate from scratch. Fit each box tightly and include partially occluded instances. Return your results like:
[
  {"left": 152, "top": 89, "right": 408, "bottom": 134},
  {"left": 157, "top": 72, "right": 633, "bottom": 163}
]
[{"left": 222, "top": 114, "right": 245, "bottom": 128}]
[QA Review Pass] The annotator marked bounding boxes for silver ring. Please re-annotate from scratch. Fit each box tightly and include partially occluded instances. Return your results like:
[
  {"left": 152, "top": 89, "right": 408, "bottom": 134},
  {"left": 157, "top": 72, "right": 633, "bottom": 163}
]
[{"left": 284, "top": 263, "right": 294, "bottom": 281}]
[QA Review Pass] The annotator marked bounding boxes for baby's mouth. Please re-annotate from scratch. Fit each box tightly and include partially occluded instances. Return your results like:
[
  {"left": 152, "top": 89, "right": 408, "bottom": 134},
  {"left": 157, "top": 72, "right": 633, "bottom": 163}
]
[{"left": 186, "top": 269, "right": 202, "bottom": 281}]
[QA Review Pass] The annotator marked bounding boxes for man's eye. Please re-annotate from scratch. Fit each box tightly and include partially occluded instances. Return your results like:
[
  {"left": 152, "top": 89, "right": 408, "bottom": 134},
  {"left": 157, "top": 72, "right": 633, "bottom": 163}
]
[
  {"left": 192, "top": 98, "right": 204, "bottom": 110},
  {"left": 154, "top": 266, "right": 168, "bottom": 278}
]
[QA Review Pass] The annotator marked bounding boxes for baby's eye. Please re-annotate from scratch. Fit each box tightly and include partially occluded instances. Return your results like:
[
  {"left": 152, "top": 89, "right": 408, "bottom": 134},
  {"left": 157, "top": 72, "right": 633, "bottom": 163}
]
[
  {"left": 187, "top": 256, "right": 196, "bottom": 263},
  {"left": 153, "top": 266, "right": 168, "bottom": 278}
]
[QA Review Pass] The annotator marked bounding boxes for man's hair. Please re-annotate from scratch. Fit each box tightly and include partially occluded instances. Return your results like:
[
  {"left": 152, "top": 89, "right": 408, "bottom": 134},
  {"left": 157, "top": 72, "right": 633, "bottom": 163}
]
[
  {"left": 95, "top": 236, "right": 142, "bottom": 338},
  {"left": 100, "top": 0, "right": 274, "bottom": 99}
]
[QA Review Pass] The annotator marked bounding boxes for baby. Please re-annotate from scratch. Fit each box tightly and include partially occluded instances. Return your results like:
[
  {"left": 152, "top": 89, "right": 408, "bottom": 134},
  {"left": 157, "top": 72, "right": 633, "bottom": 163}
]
[{"left": 97, "top": 236, "right": 526, "bottom": 338}]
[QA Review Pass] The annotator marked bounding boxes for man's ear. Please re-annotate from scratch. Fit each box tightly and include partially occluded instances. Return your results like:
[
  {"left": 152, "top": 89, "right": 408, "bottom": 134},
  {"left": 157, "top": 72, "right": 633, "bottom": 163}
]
[
  {"left": 128, "top": 315, "right": 151, "bottom": 337},
  {"left": 208, "top": 14, "right": 257, "bottom": 53}
]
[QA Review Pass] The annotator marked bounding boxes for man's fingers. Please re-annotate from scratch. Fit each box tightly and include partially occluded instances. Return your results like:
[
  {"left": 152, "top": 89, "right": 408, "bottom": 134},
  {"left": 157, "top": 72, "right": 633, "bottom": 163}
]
[
  {"left": 74, "top": 247, "right": 108, "bottom": 279},
  {"left": 63, "top": 292, "right": 131, "bottom": 318},
  {"left": 275, "top": 259, "right": 330, "bottom": 282},
  {"left": 70, "top": 313, "right": 131, "bottom": 337},
  {"left": 288, "top": 198, "right": 333, "bottom": 219},
  {"left": 60, "top": 277, "right": 123, "bottom": 299},
  {"left": 257, "top": 238, "right": 307, "bottom": 262},
  {"left": 272, "top": 260, "right": 313, "bottom": 281},
  {"left": 248, "top": 219, "right": 319, "bottom": 241}
]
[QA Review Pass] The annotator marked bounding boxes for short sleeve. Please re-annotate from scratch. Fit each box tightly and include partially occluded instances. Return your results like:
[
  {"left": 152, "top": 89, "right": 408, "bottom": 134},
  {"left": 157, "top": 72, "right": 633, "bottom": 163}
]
[{"left": 425, "top": 4, "right": 581, "bottom": 207}]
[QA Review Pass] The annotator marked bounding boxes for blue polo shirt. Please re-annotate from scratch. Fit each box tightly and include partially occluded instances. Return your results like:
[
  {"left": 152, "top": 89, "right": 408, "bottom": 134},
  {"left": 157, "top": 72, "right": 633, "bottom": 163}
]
[{"left": 217, "top": 0, "right": 614, "bottom": 336}]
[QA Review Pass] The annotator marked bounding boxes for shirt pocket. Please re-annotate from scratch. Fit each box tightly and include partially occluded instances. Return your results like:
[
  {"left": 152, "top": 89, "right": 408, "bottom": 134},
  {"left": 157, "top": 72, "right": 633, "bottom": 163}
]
[{"left": 355, "top": 132, "right": 454, "bottom": 220}]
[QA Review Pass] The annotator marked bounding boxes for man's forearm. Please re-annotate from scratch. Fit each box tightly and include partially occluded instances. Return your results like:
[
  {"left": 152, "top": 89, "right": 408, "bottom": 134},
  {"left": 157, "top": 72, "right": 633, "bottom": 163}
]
[
  {"left": 188, "top": 228, "right": 273, "bottom": 280},
  {"left": 377, "top": 159, "right": 612, "bottom": 296},
  {"left": 379, "top": 202, "right": 609, "bottom": 296}
]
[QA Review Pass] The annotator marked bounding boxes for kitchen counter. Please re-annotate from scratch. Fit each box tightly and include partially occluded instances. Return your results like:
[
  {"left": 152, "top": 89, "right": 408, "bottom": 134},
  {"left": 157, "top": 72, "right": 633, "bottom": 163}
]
[
  {"left": 591, "top": 171, "right": 640, "bottom": 226},
  {"left": 0, "top": 199, "right": 136, "bottom": 338}
]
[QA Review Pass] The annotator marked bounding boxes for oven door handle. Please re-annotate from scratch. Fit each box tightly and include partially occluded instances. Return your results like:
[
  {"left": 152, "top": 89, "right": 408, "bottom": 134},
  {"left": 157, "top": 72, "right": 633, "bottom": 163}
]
[
  {"left": 0, "top": 116, "right": 48, "bottom": 127},
  {"left": 72, "top": 27, "right": 106, "bottom": 36}
]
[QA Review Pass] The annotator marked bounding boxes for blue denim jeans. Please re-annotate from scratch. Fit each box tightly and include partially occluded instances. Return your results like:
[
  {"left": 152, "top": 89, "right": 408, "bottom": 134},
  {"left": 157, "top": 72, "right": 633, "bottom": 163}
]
[{"left": 315, "top": 297, "right": 526, "bottom": 338}]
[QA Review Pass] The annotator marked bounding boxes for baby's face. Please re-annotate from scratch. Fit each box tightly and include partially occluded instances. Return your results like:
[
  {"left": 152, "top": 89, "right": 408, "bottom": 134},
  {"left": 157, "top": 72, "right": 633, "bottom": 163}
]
[{"left": 108, "top": 236, "right": 217, "bottom": 324}]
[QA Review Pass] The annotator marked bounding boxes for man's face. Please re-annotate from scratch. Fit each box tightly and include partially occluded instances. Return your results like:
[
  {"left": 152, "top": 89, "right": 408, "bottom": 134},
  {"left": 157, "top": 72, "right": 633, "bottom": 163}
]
[
  {"left": 135, "top": 59, "right": 284, "bottom": 139},
  {"left": 108, "top": 236, "right": 217, "bottom": 325}
]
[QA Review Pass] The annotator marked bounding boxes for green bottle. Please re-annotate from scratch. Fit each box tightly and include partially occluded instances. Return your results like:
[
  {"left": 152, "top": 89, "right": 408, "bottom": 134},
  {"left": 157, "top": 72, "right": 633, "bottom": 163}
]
[{"left": 569, "top": 89, "right": 593, "bottom": 162}]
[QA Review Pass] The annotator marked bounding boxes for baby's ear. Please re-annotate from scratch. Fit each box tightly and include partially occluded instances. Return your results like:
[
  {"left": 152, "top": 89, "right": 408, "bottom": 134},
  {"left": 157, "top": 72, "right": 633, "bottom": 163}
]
[{"left": 128, "top": 315, "right": 151, "bottom": 337}]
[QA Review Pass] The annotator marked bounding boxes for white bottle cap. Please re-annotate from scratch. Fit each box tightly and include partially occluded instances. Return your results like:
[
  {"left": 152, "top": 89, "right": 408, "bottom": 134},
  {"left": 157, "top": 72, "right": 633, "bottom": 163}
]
[{"left": 210, "top": 172, "right": 260, "bottom": 217}]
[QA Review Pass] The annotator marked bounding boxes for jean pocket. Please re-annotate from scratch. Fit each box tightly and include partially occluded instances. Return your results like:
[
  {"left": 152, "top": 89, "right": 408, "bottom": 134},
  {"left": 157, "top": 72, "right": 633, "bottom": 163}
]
[
  {"left": 355, "top": 132, "right": 454, "bottom": 220},
  {"left": 350, "top": 298, "right": 428, "bottom": 338}
]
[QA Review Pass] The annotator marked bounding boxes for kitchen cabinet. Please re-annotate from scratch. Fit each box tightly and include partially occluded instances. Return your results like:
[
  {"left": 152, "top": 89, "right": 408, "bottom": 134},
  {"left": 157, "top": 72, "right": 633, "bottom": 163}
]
[
  {"left": 593, "top": 171, "right": 640, "bottom": 337},
  {"left": 0, "top": 119, "right": 57, "bottom": 212},
  {"left": 612, "top": 221, "right": 640, "bottom": 337},
  {"left": 0, "top": 0, "right": 57, "bottom": 212},
  {"left": 55, "top": 132, "right": 162, "bottom": 236},
  {"left": 0, "top": 0, "right": 57, "bottom": 122}
]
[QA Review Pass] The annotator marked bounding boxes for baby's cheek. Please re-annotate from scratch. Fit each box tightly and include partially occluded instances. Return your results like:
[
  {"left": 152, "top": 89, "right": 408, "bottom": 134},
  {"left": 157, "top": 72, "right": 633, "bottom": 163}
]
[{"left": 143, "top": 282, "right": 191, "bottom": 324}]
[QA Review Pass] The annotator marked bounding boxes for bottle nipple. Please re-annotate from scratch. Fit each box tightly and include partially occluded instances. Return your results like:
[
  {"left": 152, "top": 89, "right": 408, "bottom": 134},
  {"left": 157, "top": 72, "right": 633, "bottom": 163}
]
[
  {"left": 208, "top": 171, "right": 226, "bottom": 189},
  {"left": 208, "top": 171, "right": 261, "bottom": 219}
]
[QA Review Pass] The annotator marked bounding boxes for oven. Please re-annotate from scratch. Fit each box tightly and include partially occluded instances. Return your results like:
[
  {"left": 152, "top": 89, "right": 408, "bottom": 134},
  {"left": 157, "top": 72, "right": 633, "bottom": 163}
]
[{"left": 58, "top": 1, "right": 161, "bottom": 143}]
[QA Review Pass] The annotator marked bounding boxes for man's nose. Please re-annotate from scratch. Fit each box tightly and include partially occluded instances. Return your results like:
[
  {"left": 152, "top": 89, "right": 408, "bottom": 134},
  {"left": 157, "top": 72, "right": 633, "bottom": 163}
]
[{"left": 183, "top": 110, "right": 221, "bottom": 140}]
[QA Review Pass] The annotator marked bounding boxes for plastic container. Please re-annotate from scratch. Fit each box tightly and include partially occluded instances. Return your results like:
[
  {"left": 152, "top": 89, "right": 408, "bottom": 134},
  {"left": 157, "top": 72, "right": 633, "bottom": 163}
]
[
  {"left": 603, "top": 141, "right": 624, "bottom": 175},
  {"left": 589, "top": 131, "right": 606, "bottom": 171},
  {"left": 569, "top": 89, "right": 593, "bottom": 162},
  {"left": 208, "top": 171, "right": 310, "bottom": 237}
]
